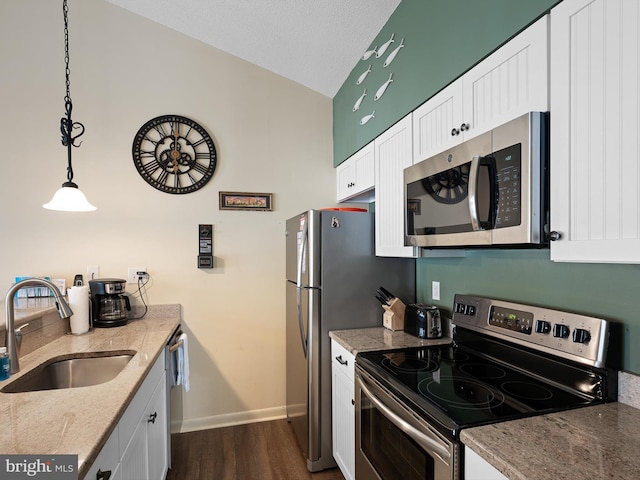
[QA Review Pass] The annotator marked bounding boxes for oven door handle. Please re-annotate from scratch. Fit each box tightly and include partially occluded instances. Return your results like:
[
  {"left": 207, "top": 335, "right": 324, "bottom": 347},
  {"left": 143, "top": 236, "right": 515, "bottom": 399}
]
[{"left": 357, "top": 373, "right": 451, "bottom": 462}]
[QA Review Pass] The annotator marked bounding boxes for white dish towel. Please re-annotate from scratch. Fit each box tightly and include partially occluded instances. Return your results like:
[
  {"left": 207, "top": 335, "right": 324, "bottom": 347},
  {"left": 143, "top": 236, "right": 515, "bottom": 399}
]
[{"left": 175, "top": 332, "right": 190, "bottom": 392}]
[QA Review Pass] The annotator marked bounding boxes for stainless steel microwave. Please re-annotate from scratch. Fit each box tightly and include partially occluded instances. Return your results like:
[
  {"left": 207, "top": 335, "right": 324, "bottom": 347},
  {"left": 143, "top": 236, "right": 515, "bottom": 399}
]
[{"left": 404, "top": 112, "right": 549, "bottom": 248}]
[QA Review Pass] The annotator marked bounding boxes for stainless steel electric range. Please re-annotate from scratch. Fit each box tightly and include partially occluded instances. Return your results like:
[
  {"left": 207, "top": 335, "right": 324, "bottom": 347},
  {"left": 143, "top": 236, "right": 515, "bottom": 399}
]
[{"left": 354, "top": 294, "right": 619, "bottom": 480}]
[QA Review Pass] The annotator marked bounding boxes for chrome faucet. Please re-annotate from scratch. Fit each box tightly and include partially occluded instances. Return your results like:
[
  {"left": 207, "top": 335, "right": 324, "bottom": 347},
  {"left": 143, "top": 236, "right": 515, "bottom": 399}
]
[{"left": 4, "top": 278, "right": 73, "bottom": 374}]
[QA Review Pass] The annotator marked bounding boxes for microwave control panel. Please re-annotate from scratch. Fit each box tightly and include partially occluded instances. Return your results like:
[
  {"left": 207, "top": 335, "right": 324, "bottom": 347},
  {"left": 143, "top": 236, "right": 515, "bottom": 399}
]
[{"left": 493, "top": 143, "right": 522, "bottom": 229}]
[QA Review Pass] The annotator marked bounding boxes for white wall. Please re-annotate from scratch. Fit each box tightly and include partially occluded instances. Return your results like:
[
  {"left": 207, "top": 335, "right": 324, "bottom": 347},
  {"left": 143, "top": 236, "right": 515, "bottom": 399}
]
[{"left": 0, "top": 0, "right": 335, "bottom": 430}]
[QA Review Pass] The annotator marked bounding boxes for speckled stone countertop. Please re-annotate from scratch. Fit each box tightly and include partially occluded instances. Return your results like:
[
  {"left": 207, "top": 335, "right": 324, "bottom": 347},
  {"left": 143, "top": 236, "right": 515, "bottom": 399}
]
[
  {"left": 0, "top": 304, "right": 181, "bottom": 480},
  {"left": 461, "top": 371, "right": 640, "bottom": 480},
  {"left": 329, "top": 327, "right": 452, "bottom": 355}
]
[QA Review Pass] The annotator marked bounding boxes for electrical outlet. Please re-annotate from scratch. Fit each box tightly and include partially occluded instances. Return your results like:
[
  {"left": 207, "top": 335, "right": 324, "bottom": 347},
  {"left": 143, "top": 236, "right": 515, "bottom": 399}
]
[
  {"left": 127, "top": 266, "right": 147, "bottom": 284},
  {"left": 432, "top": 281, "right": 441, "bottom": 301},
  {"left": 87, "top": 265, "right": 100, "bottom": 281}
]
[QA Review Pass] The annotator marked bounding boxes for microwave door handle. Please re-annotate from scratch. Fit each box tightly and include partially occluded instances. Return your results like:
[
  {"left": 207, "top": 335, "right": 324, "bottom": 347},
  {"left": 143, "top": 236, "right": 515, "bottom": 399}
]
[
  {"left": 468, "top": 155, "right": 481, "bottom": 231},
  {"left": 357, "top": 374, "right": 451, "bottom": 462}
]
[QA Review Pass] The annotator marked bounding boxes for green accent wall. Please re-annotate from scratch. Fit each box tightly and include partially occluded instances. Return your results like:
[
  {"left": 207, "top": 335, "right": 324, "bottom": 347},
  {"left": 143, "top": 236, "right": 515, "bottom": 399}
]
[
  {"left": 333, "top": 0, "right": 560, "bottom": 166},
  {"left": 416, "top": 250, "right": 640, "bottom": 373},
  {"left": 333, "top": 0, "right": 639, "bottom": 374}
]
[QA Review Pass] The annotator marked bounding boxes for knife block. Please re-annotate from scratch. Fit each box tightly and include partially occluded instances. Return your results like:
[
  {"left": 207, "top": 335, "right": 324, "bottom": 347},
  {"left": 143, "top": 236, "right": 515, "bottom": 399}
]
[{"left": 382, "top": 298, "right": 406, "bottom": 331}]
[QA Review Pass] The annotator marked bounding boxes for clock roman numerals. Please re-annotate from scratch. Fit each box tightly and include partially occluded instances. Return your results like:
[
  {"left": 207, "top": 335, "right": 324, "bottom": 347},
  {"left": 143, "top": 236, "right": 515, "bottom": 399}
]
[
  {"left": 153, "top": 123, "right": 167, "bottom": 138},
  {"left": 191, "top": 161, "right": 209, "bottom": 176},
  {"left": 142, "top": 159, "right": 161, "bottom": 176}
]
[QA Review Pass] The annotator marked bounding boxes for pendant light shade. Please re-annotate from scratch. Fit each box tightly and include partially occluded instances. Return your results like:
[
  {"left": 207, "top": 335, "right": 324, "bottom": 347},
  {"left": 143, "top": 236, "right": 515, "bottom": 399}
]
[
  {"left": 43, "top": 182, "right": 96, "bottom": 212},
  {"left": 44, "top": 0, "right": 96, "bottom": 213}
]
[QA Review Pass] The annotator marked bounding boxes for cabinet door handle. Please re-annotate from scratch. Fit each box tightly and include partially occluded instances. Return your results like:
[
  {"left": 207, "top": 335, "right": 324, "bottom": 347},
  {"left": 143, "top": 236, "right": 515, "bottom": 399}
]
[
  {"left": 97, "top": 469, "right": 112, "bottom": 480},
  {"left": 460, "top": 122, "right": 470, "bottom": 132},
  {"left": 549, "top": 231, "right": 562, "bottom": 241},
  {"left": 351, "top": 399, "right": 355, "bottom": 406},
  {"left": 451, "top": 128, "right": 460, "bottom": 136},
  {"left": 335, "top": 355, "right": 348, "bottom": 366},
  {"left": 148, "top": 411, "right": 158, "bottom": 424}
]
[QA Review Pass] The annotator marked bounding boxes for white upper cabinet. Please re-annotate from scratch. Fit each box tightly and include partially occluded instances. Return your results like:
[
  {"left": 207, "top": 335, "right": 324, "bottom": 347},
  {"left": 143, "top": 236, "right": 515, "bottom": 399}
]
[
  {"left": 550, "top": 0, "right": 640, "bottom": 263},
  {"left": 413, "top": 15, "right": 549, "bottom": 163},
  {"left": 412, "top": 79, "right": 464, "bottom": 163},
  {"left": 336, "top": 142, "right": 375, "bottom": 203},
  {"left": 375, "top": 114, "right": 417, "bottom": 257}
]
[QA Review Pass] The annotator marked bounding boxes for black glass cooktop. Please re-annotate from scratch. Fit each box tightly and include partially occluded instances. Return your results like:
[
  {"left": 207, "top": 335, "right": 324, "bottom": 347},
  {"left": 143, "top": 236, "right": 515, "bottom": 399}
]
[{"left": 356, "top": 342, "right": 598, "bottom": 438}]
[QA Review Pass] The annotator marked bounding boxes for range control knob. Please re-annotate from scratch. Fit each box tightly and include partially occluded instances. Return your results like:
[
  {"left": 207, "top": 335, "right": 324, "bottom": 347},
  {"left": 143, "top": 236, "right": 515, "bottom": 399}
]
[
  {"left": 535, "top": 320, "right": 552, "bottom": 334},
  {"left": 553, "top": 324, "right": 570, "bottom": 339},
  {"left": 573, "top": 328, "right": 591, "bottom": 344}
]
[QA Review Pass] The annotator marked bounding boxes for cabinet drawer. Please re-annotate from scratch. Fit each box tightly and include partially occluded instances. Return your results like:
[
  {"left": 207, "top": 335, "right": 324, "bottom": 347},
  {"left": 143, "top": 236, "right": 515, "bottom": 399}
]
[
  {"left": 118, "top": 350, "right": 165, "bottom": 456},
  {"left": 331, "top": 340, "right": 355, "bottom": 383}
]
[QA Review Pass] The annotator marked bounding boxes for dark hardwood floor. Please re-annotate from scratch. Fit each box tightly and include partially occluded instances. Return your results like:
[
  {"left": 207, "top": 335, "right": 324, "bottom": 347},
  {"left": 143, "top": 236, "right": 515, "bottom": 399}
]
[{"left": 166, "top": 419, "right": 346, "bottom": 480}]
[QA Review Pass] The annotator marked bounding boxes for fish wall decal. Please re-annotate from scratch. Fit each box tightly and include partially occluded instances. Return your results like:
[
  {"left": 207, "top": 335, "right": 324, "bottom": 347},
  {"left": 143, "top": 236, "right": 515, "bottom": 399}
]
[
  {"left": 374, "top": 74, "right": 393, "bottom": 101},
  {"left": 353, "top": 89, "right": 367, "bottom": 112},
  {"left": 376, "top": 33, "right": 395, "bottom": 58},
  {"left": 362, "top": 47, "right": 377, "bottom": 61},
  {"left": 360, "top": 111, "right": 375, "bottom": 125},
  {"left": 383, "top": 38, "right": 405, "bottom": 67},
  {"left": 356, "top": 65, "right": 372, "bottom": 85}
]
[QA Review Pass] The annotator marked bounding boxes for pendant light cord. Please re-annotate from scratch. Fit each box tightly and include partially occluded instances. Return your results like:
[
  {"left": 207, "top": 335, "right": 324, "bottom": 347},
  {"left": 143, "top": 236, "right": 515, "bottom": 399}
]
[{"left": 60, "top": 0, "right": 85, "bottom": 187}]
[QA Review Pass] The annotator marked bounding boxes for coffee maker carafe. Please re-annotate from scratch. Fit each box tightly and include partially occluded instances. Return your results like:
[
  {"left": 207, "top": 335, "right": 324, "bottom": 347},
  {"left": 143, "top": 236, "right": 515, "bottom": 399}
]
[{"left": 89, "top": 278, "right": 131, "bottom": 327}]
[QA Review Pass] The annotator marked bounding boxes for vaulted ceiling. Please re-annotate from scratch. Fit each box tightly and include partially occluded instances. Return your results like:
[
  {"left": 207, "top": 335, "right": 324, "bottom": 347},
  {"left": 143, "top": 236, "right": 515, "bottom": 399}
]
[{"left": 104, "top": 0, "right": 401, "bottom": 98}]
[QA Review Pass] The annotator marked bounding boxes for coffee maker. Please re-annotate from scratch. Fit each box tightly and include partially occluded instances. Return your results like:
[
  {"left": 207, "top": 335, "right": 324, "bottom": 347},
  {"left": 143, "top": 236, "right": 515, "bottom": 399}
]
[{"left": 89, "top": 278, "right": 131, "bottom": 327}]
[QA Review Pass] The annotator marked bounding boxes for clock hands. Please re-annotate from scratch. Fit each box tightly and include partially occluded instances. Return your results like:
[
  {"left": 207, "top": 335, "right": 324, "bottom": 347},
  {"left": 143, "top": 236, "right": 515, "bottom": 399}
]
[{"left": 171, "top": 127, "right": 180, "bottom": 173}]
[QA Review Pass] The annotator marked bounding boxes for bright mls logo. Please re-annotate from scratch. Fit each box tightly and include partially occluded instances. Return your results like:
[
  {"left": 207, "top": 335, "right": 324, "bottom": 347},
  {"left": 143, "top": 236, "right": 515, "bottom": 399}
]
[{"left": 0, "top": 455, "right": 77, "bottom": 479}]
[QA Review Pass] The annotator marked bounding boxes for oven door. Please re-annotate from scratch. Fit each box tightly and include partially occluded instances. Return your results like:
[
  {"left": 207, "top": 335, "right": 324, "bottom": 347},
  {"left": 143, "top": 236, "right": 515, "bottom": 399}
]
[{"left": 355, "top": 367, "right": 459, "bottom": 480}]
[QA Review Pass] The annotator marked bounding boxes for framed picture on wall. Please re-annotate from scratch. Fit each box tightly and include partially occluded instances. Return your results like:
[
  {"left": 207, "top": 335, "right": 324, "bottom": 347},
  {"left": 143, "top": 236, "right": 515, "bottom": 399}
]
[{"left": 219, "top": 191, "right": 273, "bottom": 211}]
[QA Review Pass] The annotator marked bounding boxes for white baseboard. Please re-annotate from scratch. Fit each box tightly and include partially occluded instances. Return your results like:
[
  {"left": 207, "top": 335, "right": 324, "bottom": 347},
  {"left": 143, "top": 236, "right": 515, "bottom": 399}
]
[{"left": 171, "top": 405, "right": 287, "bottom": 434}]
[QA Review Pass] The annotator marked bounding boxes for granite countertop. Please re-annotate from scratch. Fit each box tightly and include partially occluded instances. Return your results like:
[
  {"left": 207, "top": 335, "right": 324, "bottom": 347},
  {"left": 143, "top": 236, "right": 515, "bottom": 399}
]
[
  {"left": 0, "top": 304, "right": 182, "bottom": 479},
  {"left": 461, "top": 402, "right": 640, "bottom": 480},
  {"left": 329, "top": 327, "right": 452, "bottom": 355}
]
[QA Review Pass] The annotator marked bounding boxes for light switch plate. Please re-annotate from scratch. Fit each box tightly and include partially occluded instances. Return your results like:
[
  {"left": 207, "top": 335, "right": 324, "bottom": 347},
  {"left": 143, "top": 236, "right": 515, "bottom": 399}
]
[{"left": 432, "top": 281, "right": 441, "bottom": 301}]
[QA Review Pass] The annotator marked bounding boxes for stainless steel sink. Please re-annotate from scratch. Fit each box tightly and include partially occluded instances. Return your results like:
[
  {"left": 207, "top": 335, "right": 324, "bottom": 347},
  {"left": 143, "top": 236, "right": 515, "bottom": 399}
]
[{"left": 0, "top": 351, "right": 136, "bottom": 393}]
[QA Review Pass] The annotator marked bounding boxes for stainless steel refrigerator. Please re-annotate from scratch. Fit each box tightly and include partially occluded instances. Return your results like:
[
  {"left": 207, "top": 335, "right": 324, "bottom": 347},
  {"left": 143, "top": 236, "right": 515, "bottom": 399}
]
[{"left": 285, "top": 209, "right": 415, "bottom": 472}]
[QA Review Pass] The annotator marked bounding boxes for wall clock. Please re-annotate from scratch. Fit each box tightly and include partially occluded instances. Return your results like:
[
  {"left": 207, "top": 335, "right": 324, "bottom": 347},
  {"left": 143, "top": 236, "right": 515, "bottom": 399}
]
[{"left": 132, "top": 114, "right": 217, "bottom": 194}]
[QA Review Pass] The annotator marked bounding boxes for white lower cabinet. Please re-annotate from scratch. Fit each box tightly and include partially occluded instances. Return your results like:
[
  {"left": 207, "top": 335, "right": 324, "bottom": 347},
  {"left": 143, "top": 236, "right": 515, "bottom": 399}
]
[
  {"left": 84, "top": 425, "right": 119, "bottom": 480},
  {"left": 83, "top": 351, "right": 168, "bottom": 480},
  {"left": 464, "top": 446, "right": 508, "bottom": 480},
  {"left": 331, "top": 339, "right": 355, "bottom": 480}
]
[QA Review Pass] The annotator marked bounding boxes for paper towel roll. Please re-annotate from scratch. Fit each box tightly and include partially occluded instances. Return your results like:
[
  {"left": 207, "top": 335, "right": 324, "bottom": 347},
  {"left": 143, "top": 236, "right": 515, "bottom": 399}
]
[{"left": 67, "top": 286, "right": 90, "bottom": 335}]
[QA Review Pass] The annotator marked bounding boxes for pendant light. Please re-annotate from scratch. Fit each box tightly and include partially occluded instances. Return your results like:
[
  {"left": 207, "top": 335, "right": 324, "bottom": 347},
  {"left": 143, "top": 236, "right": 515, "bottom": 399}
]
[{"left": 43, "top": 0, "right": 96, "bottom": 212}]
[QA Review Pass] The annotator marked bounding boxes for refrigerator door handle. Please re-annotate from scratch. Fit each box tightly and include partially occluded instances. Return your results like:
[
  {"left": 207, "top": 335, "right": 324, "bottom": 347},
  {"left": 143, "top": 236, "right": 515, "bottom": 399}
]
[
  {"left": 296, "top": 217, "right": 308, "bottom": 288},
  {"left": 296, "top": 219, "right": 309, "bottom": 357},
  {"left": 296, "top": 287, "right": 308, "bottom": 358}
]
